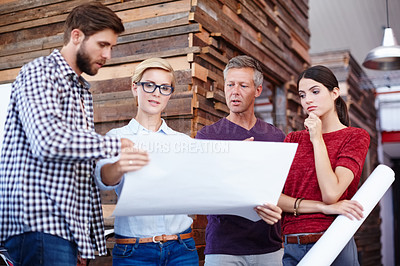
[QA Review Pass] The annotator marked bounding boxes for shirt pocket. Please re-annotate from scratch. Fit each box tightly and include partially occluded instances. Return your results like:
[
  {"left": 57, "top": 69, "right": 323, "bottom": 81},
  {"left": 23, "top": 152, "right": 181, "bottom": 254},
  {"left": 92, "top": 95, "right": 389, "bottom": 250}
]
[{"left": 112, "top": 243, "right": 137, "bottom": 258}]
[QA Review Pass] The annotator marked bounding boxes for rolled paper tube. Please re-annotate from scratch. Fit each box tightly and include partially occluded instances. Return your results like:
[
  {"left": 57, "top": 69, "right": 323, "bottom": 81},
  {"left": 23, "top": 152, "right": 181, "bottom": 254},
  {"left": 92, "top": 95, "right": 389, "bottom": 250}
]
[{"left": 298, "top": 164, "right": 395, "bottom": 266}]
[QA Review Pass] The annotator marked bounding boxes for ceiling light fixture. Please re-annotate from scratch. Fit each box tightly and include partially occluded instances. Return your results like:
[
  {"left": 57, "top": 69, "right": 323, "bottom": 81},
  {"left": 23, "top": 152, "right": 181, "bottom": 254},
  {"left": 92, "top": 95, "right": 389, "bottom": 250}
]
[{"left": 362, "top": 0, "right": 400, "bottom": 70}]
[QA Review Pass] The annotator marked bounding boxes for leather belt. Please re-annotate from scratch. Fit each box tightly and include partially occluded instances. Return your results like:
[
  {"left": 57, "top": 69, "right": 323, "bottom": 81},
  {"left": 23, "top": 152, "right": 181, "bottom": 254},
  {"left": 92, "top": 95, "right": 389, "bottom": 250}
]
[
  {"left": 284, "top": 233, "right": 323, "bottom": 244},
  {"left": 115, "top": 232, "right": 193, "bottom": 244}
]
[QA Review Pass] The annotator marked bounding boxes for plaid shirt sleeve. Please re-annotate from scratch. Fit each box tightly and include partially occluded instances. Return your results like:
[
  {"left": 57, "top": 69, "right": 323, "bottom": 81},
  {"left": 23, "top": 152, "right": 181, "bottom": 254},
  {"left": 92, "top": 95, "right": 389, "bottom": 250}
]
[{"left": 14, "top": 60, "right": 119, "bottom": 162}]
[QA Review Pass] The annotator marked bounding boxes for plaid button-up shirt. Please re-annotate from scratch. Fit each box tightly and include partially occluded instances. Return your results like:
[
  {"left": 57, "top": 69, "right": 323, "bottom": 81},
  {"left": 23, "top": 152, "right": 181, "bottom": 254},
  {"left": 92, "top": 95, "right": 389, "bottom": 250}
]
[{"left": 0, "top": 50, "right": 120, "bottom": 259}]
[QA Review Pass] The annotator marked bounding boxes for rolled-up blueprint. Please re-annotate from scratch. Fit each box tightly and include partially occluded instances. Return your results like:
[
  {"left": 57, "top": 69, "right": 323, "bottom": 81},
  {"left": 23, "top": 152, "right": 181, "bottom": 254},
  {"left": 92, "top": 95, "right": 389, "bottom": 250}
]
[{"left": 298, "top": 164, "right": 395, "bottom": 266}]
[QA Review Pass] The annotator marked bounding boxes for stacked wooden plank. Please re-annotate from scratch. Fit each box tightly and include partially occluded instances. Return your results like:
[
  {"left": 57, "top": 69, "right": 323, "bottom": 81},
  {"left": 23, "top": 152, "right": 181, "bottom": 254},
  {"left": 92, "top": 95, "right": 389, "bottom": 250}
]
[
  {"left": 188, "top": 0, "right": 310, "bottom": 136},
  {"left": 0, "top": 0, "right": 311, "bottom": 134},
  {"left": 311, "top": 50, "right": 380, "bottom": 266}
]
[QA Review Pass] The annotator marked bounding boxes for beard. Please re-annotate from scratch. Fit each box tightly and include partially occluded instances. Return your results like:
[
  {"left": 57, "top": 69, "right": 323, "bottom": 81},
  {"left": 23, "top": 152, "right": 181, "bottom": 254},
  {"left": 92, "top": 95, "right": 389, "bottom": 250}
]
[{"left": 76, "top": 42, "right": 97, "bottom": 76}]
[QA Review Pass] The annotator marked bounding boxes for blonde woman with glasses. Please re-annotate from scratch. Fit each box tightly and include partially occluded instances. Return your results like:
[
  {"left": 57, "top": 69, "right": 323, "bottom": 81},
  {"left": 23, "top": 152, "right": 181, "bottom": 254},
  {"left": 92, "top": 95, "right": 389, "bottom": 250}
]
[{"left": 95, "top": 58, "right": 199, "bottom": 266}]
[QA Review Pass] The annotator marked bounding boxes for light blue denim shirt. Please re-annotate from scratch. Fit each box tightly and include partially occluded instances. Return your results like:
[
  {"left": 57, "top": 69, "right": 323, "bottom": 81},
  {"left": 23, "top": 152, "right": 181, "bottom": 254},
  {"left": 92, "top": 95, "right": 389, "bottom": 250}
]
[{"left": 95, "top": 118, "right": 193, "bottom": 238}]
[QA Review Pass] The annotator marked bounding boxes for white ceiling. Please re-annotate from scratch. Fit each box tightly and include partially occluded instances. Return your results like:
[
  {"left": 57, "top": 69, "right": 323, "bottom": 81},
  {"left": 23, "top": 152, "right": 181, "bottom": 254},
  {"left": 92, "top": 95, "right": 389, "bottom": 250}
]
[{"left": 309, "top": 0, "right": 400, "bottom": 88}]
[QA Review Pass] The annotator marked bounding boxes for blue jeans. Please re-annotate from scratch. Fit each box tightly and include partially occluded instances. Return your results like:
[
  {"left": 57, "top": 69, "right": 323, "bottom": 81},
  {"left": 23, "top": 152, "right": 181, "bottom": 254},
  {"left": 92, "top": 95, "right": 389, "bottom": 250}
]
[
  {"left": 4, "top": 232, "right": 77, "bottom": 266},
  {"left": 283, "top": 236, "right": 359, "bottom": 266},
  {"left": 113, "top": 228, "right": 199, "bottom": 266}
]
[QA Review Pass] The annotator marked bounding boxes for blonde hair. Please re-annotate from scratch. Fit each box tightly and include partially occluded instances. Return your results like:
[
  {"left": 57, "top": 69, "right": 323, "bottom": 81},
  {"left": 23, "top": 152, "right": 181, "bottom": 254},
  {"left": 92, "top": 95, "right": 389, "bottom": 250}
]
[{"left": 131, "top": 58, "right": 176, "bottom": 88}]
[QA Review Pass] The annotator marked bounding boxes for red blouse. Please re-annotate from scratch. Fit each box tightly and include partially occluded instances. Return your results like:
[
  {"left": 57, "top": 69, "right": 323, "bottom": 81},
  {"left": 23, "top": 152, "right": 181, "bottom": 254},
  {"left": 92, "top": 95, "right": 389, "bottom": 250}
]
[{"left": 282, "top": 127, "right": 370, "bottom": 235}]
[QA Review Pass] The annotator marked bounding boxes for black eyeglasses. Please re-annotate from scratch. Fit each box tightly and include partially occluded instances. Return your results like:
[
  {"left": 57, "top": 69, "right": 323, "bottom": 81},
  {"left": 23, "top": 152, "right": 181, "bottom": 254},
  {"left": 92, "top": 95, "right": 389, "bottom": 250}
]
[{"left": 136, "top": 82, "right": 174, "bottom": 96}]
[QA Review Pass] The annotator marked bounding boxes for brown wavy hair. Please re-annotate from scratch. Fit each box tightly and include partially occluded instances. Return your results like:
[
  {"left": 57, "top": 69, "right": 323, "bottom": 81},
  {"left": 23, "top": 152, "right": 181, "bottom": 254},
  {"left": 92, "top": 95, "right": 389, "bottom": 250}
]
[{"left": 63, "top": 2, "right": 124, "bottom": 44}]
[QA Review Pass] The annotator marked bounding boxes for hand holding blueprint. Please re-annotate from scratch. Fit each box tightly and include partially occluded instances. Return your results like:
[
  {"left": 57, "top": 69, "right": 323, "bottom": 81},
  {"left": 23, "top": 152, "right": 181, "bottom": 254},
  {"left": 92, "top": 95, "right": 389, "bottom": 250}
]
[{"left": 113, "top": 134, "right": 297, "bottom": 221}]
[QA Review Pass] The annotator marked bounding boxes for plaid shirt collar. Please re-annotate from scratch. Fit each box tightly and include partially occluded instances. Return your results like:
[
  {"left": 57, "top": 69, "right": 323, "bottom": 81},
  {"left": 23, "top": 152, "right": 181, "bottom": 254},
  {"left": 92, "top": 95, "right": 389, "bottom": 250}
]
[{"left": 51, "top": 49, "right": 91, "bottom": 91}]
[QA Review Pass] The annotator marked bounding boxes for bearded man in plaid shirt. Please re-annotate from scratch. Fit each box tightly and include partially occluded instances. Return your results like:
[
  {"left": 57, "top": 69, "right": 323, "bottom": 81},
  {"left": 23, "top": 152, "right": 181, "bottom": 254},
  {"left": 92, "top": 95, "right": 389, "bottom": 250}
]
[{"left": 0, "top": 3, "right": 149, "bottom": 265}]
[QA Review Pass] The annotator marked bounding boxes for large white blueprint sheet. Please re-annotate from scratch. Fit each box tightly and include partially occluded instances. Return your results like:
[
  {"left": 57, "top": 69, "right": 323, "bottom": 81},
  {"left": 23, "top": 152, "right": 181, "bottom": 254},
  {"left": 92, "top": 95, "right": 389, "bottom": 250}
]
[
  {"left": 298, "top": 164, "right": 395, "bottom": 265},
  {"left": 113, "top": 134, "right": 298, "bottom": 221}
]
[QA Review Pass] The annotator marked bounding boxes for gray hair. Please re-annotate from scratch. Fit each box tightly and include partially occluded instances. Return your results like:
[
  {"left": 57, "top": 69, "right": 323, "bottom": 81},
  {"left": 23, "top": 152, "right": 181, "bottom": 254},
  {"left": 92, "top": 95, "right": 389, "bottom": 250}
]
[{"left": 223, "top": 55, "right": 263, "bottom": 88}]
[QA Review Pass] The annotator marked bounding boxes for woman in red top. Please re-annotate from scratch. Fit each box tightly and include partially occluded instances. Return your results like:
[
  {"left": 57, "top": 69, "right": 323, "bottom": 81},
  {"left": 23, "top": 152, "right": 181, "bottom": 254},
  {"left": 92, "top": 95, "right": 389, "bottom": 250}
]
[{"left": 256, "top": 65, "right": 370, "bottom": 266}]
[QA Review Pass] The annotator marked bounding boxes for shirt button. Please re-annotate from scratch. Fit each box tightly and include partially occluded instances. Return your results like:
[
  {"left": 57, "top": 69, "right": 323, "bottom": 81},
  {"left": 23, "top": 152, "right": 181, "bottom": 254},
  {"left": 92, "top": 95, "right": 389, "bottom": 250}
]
[{"left": 85, "top": 222, "right": 90, "bottom": 236}]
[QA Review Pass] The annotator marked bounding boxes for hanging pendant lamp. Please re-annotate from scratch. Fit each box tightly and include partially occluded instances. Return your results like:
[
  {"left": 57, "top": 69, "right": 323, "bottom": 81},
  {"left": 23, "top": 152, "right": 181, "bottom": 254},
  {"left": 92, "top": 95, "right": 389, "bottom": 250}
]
[{"left": 362, "top": 0, "right": 400, "bottom": 70}]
